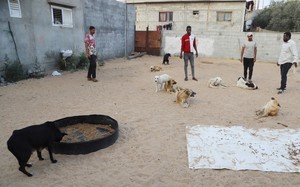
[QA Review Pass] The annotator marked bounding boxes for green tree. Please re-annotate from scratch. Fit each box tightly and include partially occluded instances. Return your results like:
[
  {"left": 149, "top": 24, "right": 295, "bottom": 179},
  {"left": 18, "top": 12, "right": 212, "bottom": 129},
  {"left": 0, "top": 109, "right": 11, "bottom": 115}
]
[{"left": 252, "top": 1, "right": 300, "bottom": 32}]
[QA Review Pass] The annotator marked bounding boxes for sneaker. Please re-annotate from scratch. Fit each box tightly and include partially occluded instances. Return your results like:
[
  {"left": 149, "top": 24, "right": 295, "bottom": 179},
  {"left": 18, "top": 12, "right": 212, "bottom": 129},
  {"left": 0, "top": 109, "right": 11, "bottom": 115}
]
[
  {"left": 276, "top": 88, "right": 286, "bottom": 91},
  {"left": 192, "top": 77, "right": 198, "bottom": 81},
  {"left": 92, "top": 78, "right": 98, "bottom": 82},
  {"left": 277, "top": 89, "right": 284, "bottom": 94},
  {"left": 184, "top": 77, "right": 188, "bottom": 81},
  {"left": 87, "top": 78, "right": 92, "bottom": 81}
]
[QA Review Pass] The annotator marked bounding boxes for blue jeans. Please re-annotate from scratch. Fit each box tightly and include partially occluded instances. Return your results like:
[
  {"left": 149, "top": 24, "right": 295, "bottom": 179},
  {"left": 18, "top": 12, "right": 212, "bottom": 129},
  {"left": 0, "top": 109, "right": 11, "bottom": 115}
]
[{"left": 184, "top": 53, "right": 195, "bottom": 78}]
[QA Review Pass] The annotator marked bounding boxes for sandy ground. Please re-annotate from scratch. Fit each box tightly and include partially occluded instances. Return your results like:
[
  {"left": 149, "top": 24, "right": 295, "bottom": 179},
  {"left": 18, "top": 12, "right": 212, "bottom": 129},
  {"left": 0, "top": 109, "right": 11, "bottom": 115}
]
[{"left": 1, "top": 55, "right": 300, "bottom": 187}]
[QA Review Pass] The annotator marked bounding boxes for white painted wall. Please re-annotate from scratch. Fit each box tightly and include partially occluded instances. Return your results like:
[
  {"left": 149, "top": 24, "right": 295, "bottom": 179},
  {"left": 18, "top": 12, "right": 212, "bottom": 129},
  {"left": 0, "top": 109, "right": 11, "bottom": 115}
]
[{"left": 161, "top": 31, "right": 300, "bottom": 62}]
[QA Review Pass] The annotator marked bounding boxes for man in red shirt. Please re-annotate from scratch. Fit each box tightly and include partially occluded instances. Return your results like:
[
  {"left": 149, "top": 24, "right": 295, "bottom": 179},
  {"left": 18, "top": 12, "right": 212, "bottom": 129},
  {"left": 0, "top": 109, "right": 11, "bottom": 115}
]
[{"left": 180, "top": 26, "right": 199, "bottom": 81}]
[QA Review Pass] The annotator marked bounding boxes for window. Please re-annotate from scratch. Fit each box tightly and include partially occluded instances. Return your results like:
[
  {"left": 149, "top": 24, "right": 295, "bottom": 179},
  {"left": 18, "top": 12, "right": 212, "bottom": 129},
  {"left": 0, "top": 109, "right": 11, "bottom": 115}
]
[
  {"left": 159, "top": 12, "right": 173, "bottom": 22},
  {"left": 51, "top": 5, "right": 73, "bottom": 27},
  {"left": 8, "top": 0, "right": 22, "bottom": 18},
  {"left": 217, "top": 12, "right": 232, "bottom": 22},
  {"left": 193, "top": 10, "right": 199, "bottom": 16}
]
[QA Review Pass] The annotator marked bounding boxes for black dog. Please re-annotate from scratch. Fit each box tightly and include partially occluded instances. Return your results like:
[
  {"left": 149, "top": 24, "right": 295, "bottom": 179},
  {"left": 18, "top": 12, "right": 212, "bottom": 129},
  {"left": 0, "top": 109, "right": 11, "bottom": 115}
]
[
  {"left": 162, "top": 53, "right": 171, "bottom": 65},
  {"left": 7, "top": 121, "right": 66, "bottom": 177}
]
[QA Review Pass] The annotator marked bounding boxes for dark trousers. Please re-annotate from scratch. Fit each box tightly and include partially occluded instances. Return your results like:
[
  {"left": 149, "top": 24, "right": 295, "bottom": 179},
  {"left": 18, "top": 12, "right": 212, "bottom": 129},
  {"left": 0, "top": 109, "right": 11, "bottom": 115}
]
[
  {"left": 280, "top": 63, "right": 293, "bottom": 90},
  {"left": 87, "top": 55, "right": 97, "bottom": 79},
  {"left": 246, "top": 1, "right": 254, "bottom": 11},
  {"left": 243, "top": 58, "right": 254, "bottom": 80}
]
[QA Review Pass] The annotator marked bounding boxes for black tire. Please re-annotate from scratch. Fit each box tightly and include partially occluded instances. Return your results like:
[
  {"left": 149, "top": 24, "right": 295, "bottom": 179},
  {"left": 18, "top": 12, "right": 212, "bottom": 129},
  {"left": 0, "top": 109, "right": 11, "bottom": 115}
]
[{"left": 52, "top": 114, "right": 118, "bottom": 155}]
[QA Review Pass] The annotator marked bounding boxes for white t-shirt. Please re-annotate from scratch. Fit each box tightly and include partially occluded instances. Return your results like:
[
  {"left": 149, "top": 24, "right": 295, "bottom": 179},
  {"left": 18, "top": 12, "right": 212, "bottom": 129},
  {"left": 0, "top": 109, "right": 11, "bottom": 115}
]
[
  {"left": 242, "top": 40, "right": 257, "bottom": 59},
  {"left": 189, "top": 34, "right": 195, "bottom": 53},
  {"left": 278, "top": 39, "right": 299, "bottom": 65}
]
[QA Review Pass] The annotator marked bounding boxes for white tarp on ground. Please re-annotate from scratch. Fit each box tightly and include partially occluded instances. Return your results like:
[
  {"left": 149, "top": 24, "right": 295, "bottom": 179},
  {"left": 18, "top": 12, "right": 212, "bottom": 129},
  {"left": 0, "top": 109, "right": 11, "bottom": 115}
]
[{"left": 186, "top": 125, "right": 300, "bottom": 172}]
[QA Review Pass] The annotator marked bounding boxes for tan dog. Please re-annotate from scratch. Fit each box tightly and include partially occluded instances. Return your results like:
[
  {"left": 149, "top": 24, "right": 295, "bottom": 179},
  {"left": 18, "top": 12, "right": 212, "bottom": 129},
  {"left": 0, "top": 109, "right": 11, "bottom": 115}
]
[
  {"left": 175, "top": 88, "right": 196, "bottom": 108},
  {"left": 256, "top": 97, "right": 281, "bottom": 117},
  {"left": 165, "top": 79, "right": 177, "bottom": 93},
  {"left": 150, "top": 65, "right": 162, "bottom": 72}
]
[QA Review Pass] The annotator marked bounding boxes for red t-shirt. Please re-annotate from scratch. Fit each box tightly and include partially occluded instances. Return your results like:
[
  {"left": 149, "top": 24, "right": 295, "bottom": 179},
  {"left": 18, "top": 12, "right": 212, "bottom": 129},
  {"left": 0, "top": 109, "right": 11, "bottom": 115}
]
[{"left": 181, "top": 33, "right": 197, "bottom": 53}]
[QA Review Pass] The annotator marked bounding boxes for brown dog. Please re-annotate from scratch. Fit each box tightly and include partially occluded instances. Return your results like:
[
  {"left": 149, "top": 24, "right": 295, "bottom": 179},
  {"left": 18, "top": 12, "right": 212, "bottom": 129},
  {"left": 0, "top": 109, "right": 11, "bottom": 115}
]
[
  {"left": 175, "top": 88, "right": 196, "bottom": 108},
  {"left": 150, "top": 65, "right": 162, "bottom": 72},
  {"left": 165, "top": 79, "right": 177, "bottom": 93},
  {"left": 256, "top": 97, "right": 280, "bottom": 117}
]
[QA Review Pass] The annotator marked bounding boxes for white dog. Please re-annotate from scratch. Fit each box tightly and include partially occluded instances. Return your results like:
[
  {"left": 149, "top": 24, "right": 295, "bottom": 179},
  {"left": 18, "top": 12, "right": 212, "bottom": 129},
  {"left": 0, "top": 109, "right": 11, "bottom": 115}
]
[
  {"left": 236, "top": 77, "right": 258, "bottom": 90},
  {"left": 256, "top": 97, "right": 280, "bottom": 117},
  {"left": 154, "top": 74, "right": 171, "bottom": 92},
  {"left": 208, "top": 77, "right": 227, "bottom": 88}
]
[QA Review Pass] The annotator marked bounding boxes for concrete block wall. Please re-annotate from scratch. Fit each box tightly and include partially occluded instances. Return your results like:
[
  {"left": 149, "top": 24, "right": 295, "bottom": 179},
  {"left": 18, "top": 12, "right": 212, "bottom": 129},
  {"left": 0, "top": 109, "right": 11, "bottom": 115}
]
[
  {"left": 134, "top": 2, "right": 245, "bottom": 32},
  {"left": 84, "top": 0, "right": 136, "bottom": 60},
  {"left": 161, "top": 31, "right": 300, "bottom": 62},
  {"left": 0, "top": 0, "right": 85, "bottom": 71},
  {"left": 0, "top": 0, "right": 135, "bottom": 74},
  {"left": 0, "top": 0, "right": 36, "bottom": 69},
  {"left": 31, "top": 0, "right": 85, "bottom": 70}
]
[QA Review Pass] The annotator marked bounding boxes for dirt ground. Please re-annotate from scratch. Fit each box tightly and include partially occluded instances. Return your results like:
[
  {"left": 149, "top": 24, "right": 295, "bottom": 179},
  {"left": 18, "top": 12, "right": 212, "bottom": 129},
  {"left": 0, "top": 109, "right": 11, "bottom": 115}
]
[{"left": 1, "top": 55, "right": 300, "bottom": 187}]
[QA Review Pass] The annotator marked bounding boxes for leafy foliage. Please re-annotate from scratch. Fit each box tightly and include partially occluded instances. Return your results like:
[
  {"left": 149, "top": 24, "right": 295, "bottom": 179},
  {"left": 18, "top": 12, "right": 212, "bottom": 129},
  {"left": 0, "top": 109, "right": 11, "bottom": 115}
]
[
  {"left": 28, "top": 57, "right": 45, "bottom": 78},
  {"left": 252, "top": 1, "right": 300, "bottom": 32},
  {"left": 4, "top": 57, "right": 25, "bottom": 82},
  {"left": 77, "top": 53, "right": 89, "bottom": 69}
]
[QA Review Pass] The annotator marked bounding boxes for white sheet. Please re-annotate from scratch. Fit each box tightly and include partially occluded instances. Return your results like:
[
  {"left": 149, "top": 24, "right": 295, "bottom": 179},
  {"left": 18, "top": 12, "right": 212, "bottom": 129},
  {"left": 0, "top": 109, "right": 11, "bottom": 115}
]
[{"left": 186, "top": 125, "right": 300, "bottom": 172}]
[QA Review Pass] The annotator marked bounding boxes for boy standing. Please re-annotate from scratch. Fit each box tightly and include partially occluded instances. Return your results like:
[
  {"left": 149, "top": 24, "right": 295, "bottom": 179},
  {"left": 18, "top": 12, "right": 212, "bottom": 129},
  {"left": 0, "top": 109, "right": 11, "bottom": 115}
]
[
  {"left": 240, "top": 32, "right": 257, "bottom": 83},
  {"left": 85, "top": 26, "right": 98, "bottom": 82},
  {"left": 180, "top": 26, "right": 199, "bottom": 81}
]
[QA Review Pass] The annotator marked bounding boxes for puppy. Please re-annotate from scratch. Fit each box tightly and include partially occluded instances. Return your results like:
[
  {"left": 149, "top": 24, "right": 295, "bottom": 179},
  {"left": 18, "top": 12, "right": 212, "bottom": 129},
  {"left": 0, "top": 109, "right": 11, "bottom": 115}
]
[
  {"left": 162, "top": 53, "right": 171, "bottom": 65},
  {"left": 236, "top": 77, "right": 258, "bottom": 90},
  {"left": 150, "top": 65, "right": 162, "bottom": 72},
  {"left": 256, "top": 97, "right": 281, "bottom": 117},
  {"left": 176, "top": 88, "right": 196, "bottom": 108},
  {"left": 7, "top": 121, "right": 67, "bottom": 177},
  {"left": 165, "top": 79, "right": 177, "bottom": 93},
  {"left": 208, "top": 77, "right": 227, "bottom": 88},
  {"left": 154, "top": 74, "right": 171, "bottom": 92}
]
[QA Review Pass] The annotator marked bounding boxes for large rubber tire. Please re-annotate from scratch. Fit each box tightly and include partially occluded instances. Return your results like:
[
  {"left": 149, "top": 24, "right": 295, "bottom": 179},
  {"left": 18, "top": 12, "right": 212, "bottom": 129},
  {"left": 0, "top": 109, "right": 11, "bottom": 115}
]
[{"left": 52, "top": 114, "right": 118, "bottom": 155}]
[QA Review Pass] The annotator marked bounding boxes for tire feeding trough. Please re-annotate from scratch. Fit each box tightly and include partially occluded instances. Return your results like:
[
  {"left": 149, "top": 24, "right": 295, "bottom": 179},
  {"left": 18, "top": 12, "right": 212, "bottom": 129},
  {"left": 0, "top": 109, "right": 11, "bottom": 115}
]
[{"left": 52, "top": 114, "right": 118, "bottom": 155}]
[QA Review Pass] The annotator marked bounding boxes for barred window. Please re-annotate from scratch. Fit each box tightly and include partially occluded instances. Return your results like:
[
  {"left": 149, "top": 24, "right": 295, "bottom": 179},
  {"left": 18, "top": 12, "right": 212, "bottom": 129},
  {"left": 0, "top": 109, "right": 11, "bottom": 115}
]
[
  {"left": 159, "top": 12, "right": 173, "bottom": 22},
  {"left": 8, "top": 0, "right": 22, "bottom": 18},
  {"left": 51, "top": 5, "right": 73, "bottom": 27},
  {"left": 217, "top": 12, "right": 232, "bottom": 22}
]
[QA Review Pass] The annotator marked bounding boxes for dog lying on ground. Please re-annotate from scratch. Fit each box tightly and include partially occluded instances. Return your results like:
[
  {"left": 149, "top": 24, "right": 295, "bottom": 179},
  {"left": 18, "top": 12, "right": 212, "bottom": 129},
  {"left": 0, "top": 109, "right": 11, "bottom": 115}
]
[
  {"left": 165, "top": 79, "right": 177, "bottom": 93},
  {"left": 150, "top": 65, "right": 162, "bottom": 72},
  {"left": 162, "top": 53, "right": 171, "bottom": 65},
  {"left": 175, "top": 88, "right": 196, "bottom": 108},
  {"left": 208, "top": 77, "right": 227, "bottom": 88},
  {"left": 7, "top": 121, "right": 67, "bottom": 177},
  {"left": 256, "top": 97, "right": 281, "bottom": 117},
  {"left": 155, "top": 74, "right": 171, "bottom": 92},
  {"left": 236, "top": 77, "right": 258, "bottom": 90},
  {"left": 171, "top": 85, "right": 184, "bottom": 93}
]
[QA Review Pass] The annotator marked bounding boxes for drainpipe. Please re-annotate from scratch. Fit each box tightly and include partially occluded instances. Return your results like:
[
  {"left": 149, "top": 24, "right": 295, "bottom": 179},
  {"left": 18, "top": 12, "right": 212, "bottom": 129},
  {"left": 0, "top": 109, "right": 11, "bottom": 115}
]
[
  {"left": 125, "top": 2, "right": 128, "bottom": 58},
  {"left": 8, "top": 21, "right": 21, "bottom": 64}
]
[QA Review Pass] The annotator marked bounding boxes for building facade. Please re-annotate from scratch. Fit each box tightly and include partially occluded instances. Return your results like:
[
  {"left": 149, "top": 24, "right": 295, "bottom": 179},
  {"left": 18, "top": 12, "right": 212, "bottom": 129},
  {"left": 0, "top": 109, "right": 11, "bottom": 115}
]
[
  {"left": 126, "top": 0, "right": 246, "bottom": 32},
  {"left": 0, "top": 0, "right": 135, "bottom": 72}
]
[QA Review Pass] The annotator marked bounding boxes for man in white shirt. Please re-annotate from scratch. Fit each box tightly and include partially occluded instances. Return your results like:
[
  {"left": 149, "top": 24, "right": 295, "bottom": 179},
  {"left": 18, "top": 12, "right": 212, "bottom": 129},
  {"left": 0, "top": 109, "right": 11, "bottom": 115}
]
[
  {"left": 240, "top": 32, "right": 257, "bottom": 83},
  {"left": 277, "top": 32, "right": 299, "bottom": 94}
]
